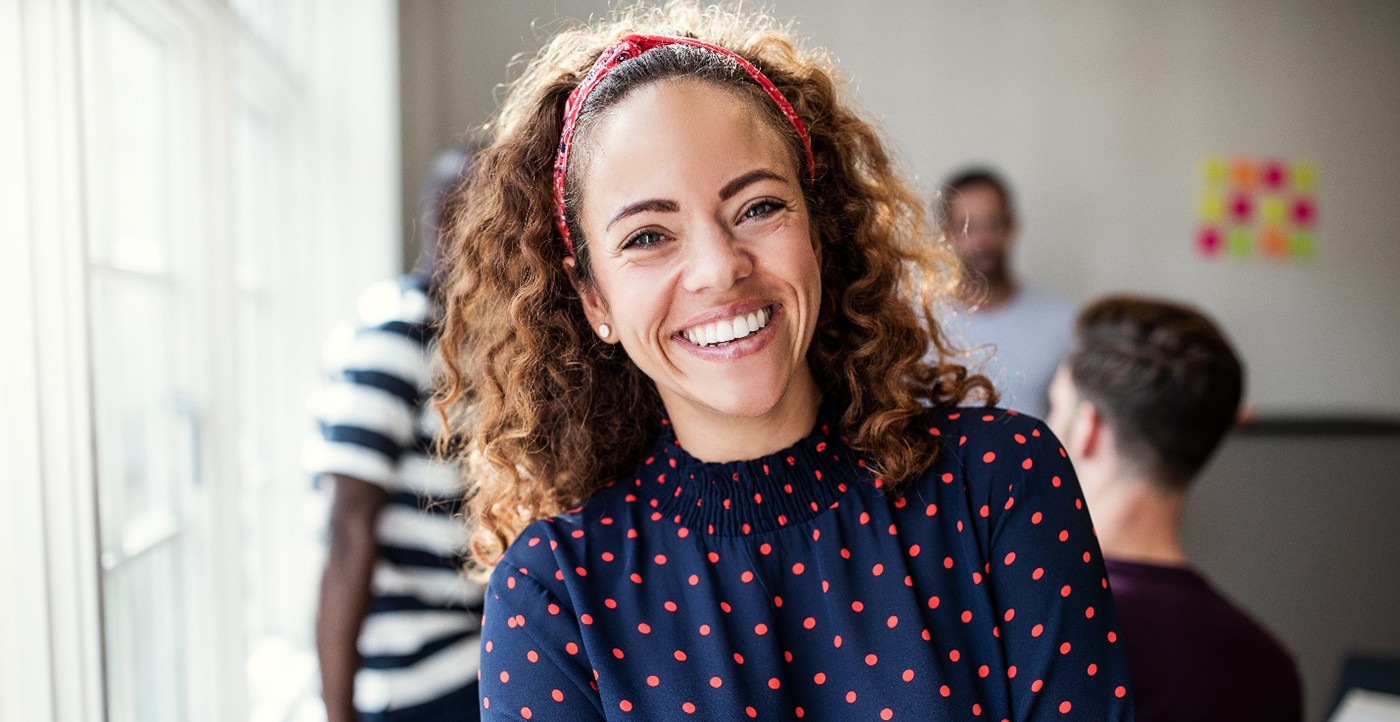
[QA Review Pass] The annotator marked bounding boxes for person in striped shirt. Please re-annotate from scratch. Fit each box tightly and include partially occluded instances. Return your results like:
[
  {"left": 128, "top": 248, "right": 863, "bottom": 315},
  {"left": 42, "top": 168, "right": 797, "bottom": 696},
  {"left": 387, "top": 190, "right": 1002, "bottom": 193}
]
[{"left": 306, "top": 147, "right": 481, "bottom": 722}]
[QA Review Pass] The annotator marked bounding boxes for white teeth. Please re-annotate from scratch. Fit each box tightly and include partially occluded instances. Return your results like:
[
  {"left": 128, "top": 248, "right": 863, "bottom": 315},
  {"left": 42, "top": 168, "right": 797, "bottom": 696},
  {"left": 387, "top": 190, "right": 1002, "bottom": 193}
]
[{"left": 683, "top": 306, "right": 773, "bottom": 347}]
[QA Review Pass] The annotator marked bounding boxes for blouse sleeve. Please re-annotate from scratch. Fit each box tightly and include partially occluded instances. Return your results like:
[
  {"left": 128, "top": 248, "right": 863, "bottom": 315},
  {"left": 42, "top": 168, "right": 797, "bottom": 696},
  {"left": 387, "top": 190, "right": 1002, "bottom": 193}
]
[
  {"left": 984, "top": 419, "right": 1135, "bottom": 720},
  {"left": 479, "top": 559, "right": 605, "bottom": 721}
]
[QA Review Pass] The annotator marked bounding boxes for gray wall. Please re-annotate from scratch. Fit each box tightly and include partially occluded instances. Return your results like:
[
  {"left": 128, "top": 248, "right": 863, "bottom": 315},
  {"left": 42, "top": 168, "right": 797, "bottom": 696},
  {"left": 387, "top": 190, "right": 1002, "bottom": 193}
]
[{"left": 399, "top": 3, "right": 1400, "bottom": 719}]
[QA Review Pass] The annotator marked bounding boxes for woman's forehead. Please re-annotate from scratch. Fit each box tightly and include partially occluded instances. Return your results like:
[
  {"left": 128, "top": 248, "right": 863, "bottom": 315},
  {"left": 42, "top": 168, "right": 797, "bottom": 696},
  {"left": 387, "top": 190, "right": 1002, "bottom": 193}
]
[{"left": 579, "top": 80, "right": 798, "bottom": 199}]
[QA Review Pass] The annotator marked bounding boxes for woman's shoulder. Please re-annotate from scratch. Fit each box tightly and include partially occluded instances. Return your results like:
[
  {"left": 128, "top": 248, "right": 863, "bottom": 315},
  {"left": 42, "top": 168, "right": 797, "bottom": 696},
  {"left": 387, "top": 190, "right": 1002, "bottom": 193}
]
[
  {"left": 490, "top": 481, "right": 632, "bottom": 588},
  {"left": 917, "top": 405, "right": 1067, "bottom": 483}
]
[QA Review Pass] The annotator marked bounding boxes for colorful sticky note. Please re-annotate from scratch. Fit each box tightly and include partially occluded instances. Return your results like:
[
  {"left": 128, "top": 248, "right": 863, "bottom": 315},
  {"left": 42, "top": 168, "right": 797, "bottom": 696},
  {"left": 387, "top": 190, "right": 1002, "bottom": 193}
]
[
  {"left": 1291, "top": 232, "right": 1317, "bottom": 260},
  {"left": 1198, "top": 195, "right": 1225, "bottom": 223},
  {"left": 1261, "top": 160, "right": 1287, "bottom": 190},
  {"left": 1197, "top": 227, "right": 1222, "bottom": 257},
  {"left": 1292, "top": 160, "right": 1318, "bottom": 190},
  {"left": 1230, "top": 158, "right": 1256, "bottom": 189},
  {"left": 1200, "top": 157, "right": 1228, "bottom": 187},
  {"left": 1228, "top": 229, "right": 1253, "bottom": 257},
  {"left": 1195, "top": 155, "right": 1318, "bottom": 262}
]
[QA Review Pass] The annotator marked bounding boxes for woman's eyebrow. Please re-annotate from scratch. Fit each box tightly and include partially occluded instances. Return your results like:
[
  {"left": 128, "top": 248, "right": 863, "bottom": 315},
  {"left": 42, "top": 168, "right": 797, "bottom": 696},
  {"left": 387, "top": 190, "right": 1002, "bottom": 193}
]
[
  {"left": 719, "top": 169, "right": 787, "bottom": 201},
  {"left": 607, "top": 198, "right": 679, "bottom": 232}
]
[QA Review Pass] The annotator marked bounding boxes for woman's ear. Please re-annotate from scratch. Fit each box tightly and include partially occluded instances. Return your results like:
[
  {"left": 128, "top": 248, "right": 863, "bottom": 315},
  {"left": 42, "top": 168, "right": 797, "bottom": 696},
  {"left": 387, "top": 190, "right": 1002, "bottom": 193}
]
[{"left": 563, "top": 256, "right": 614, "bottom": 343}]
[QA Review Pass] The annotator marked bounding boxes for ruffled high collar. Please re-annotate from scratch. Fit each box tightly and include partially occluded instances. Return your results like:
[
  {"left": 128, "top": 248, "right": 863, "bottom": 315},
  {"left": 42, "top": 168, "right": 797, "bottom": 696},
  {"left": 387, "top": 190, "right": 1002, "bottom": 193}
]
[{"left": 636, "top": 413, "right": 864, "bottom": 537}]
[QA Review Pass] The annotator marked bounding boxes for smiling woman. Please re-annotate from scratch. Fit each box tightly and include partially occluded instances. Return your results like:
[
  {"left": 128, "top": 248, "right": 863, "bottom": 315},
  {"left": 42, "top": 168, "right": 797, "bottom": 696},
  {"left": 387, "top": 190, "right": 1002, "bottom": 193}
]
[{"left": 435, "top": 3, "right": 1134, "bottom": 720}]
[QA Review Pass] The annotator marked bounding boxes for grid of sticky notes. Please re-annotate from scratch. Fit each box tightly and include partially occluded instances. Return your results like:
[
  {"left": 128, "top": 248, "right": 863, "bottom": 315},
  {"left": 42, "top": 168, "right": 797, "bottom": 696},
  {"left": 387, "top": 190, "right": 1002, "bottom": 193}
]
[{"left": 1197, "top": 157, "right": 1318, "bottom": 260}]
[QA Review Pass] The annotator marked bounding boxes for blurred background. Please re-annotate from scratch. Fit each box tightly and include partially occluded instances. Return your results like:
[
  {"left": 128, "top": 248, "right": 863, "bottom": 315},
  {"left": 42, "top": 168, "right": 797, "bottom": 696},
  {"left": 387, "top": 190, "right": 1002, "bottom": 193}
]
[{"left": 4, "top": 1, "right": 1398, "bottom": 721}]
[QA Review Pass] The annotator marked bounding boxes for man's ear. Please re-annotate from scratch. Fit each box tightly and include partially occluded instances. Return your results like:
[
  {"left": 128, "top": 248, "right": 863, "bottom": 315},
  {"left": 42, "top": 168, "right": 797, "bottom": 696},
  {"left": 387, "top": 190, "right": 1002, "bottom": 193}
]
[
  {"left": 1075, "top": 401, "right": 1105, "bottom": 460},
  {"left": 563, "top": 256, "right": 613, "bottom": 342}
]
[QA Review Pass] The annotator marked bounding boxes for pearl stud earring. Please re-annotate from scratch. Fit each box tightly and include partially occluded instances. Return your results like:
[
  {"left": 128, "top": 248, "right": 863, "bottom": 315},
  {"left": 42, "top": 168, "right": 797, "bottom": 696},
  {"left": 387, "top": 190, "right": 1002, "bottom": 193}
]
[{"left": 597, "top": 323, "right": 611, "bottom": 339}]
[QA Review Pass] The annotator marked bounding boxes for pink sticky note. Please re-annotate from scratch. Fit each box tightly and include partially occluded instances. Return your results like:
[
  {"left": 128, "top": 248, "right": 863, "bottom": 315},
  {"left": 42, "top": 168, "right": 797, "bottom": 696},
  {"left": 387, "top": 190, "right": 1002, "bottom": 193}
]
[
  {"left": 1197, "top": 227, "right": 1222, "bottom": 257},
  {"left": 1231, "top": 194, "right": 1253, "bottom": 222},
  {"left": 1293, "top": 197, "right": 1316, "bottom": 227},
  {"left": 1262, "top": 160, "right": 1287, "bottom": 190}
]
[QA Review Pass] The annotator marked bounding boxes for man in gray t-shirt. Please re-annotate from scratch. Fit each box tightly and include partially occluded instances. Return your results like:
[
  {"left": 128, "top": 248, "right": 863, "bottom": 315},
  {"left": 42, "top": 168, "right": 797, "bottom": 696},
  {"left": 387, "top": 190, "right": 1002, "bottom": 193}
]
[{"left": 937, "top": 167, "right": 1074, "bottom": 420}]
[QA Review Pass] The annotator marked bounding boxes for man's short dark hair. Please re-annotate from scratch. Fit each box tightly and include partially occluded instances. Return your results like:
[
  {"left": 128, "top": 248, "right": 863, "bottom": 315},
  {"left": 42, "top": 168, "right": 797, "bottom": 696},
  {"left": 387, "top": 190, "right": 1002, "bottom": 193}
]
[
  {"left": 1068, "top": 296, "right": 1244, "bottom": 490},
  {"left": 939, "top": 166, "right": 1016, "bottom": 226}
]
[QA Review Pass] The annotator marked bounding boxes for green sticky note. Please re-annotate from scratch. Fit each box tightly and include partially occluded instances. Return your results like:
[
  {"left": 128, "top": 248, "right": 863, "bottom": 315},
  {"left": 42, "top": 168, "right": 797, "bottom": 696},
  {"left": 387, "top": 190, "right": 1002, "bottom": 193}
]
[
  {"left": 1201, "top": 157, "right": 1227, "bottom": 187},
  {"left": 1228, "top": 229, "right": 1253, "bottom": 257},
  {"left": 1292, "top": 160, "right": 1318, "bottom": 191},
  {"left": 1291, "top": 231, "right": 1317, "bottom": 259}
]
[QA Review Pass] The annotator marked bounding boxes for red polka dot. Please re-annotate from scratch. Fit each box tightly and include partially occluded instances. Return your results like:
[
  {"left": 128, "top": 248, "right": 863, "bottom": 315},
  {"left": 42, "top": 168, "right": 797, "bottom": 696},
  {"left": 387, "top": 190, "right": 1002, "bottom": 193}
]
[
  {"left": 792, "top": 562, "right": 805, "bottom": 575},
  {"left": 949, "top": 649, "right": 961, "bottom": 662},
  {"left": 1108, "top": 630, "right": 1118, "bottom": 643},
  {"left": 940, "top": 685, "right": 951, "bottom": 698},
  {"left": 1033, "top": 567, "right": 1045, "bottom": 580},
  {"left": 707, "top": 551, "right": 719, "bottom": 563},
  {"left": 978, "top": 664, "right": 990, "bottom": 678},
  {"left": 619, "top": 699, "right": 633, "bottom": 713},
  {"left": 755, "top": 623, "right": 769, "bottom": 635},
  {"left": 746, "top": 707, "right": 758, "bottom": 718},
  {"left": 1022, "top": 458, "right": 1034, "bottom": 470},
  {"left": 734, "top": 652, "right": 745, "bottom": 664},
  {"left": 527, "top": 650, "right": 539, "bottom": 663},
  {"left": 1031, "top": 624, "right": 1044, "bottom": 638},
  {"left": 1007, "top": 665, "right": 1018, "bottom": 678},
  {"left": 1059, "top": 701, "right": 1072, "bottom": 714},
  {"left": 551, "top": 689, "right": 564, "bottom": 702},
  {"left": 674, "top": 650, "right": 687, "bottom": 661},
  {"left": 1031, "top": 511, "right": 1043, "bottom": 524},
  {"left": 1004, "top": 552, "right": 1016, "bottom": 565},
  {"left": 814, "top": 672, "right": 827, "bottom": 684},
  {"left": 887, "top": 615, "right": 899, "bottom": 629},
  {"left": 612, "top": 648, "right": 624, "bottom": 659},
  {"left": 803, "top": 616, "right": 816, "bottom": 629},
  {"left": 1060, "top": 642, "right": 1072, "bottom": 654},
  {"left": 852, "top": 600, "right": 864, "bottom": 613},
  {"left": 769, "top": 677, "right": 781, "bottom": 690},
  {"left": 1115, "top": 685, "right": 1127, "bottom": 698},
  {"left": 845, "top": 691, "right": 857, "bottom": 703},
  {"left": 1004, "top": 609, "right": 1016, "bottom": 622},
  {"left": 865, "top": 653, "right": 879, "bottom": 666},
  {"left": 646, "top": 675, "right": 659, "bottom": 687},
  {"left": 565, "top": 642, "right": 579, "bottom": 655},
  {"left": 927, "top": 595, "right": 941, "bottom": 609},
  {"left": 1087, "top": 663, "right": 1098, "bottom": 676},
  {"left": 521, "top": 707, "right": 532, "bottom": 720},
  {"left": 960, "top": 610, "right": 973, "bottom": 623},
  {"left": 499, "top": 671, "right": 510, "bottom": 683},
  {"left": 710, "top": 676, "right": 723, "bottom": 688},
  {"left": 580, "top": 614, "right": 593, "bottom": 625},
  {"left": 1031, "top": 679, "right": 1044, "bottom": 692},
  {"left": 902, "top": 668, "right": 915, "bottom": 682},
  {"left": 664, "top": 600, "right": 677, "bottom": 612},
  {"left": 872, "top": 563, "right": 885, "bottom": 576},
  {"left": 881, "top": 709, "right": 894, "bottom": 720},
  {"left": 741, "top": 571, "right": 754, "bottom": 583},
  {"left": 983, "top": 451, "right": 997, "bottom": 463},
  {"left": 699, "top": 624, "right": 711, "bottom": 636}
]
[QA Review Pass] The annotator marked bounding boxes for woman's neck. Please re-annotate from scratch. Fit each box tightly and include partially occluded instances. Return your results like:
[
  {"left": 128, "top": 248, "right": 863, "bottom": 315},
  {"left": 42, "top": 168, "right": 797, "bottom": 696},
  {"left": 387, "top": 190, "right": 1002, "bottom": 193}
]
[{"left": 666, "top": 367, "right": 821, "bottom": 463}]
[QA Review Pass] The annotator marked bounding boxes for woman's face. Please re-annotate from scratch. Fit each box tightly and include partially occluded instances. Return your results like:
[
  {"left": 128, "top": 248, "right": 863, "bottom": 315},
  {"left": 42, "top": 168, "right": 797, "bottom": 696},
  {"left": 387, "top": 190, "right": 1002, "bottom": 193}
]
[{"left": 571, "top": 79, "right": 821, "bottom": 430}]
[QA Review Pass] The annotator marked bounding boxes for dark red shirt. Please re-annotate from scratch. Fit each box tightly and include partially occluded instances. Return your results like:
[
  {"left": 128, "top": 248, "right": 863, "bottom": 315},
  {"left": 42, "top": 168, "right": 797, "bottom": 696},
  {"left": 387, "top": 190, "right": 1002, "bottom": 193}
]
[{"left": 1106, "top": 558, "right": 1302, "bottom": 721}]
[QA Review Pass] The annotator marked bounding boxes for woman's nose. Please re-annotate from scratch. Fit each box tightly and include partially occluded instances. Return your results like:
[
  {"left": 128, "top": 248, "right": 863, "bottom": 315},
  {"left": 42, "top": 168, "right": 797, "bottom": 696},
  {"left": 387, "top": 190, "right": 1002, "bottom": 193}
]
[{"left": 681, "top": 221, "right": 753, "bottom": 293}]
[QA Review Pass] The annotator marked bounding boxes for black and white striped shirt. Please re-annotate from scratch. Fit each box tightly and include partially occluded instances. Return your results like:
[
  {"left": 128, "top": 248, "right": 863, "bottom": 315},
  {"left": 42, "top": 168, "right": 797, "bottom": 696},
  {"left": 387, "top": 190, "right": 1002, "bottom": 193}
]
[{"left": 305, "top": 274, "right": 482, "bottom": 717}]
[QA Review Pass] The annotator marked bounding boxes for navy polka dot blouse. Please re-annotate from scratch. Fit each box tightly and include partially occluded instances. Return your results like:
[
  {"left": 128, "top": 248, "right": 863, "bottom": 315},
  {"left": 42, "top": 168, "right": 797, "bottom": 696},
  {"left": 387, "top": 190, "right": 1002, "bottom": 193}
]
[{"left": 479, "top": 408, "right": 1134, "bottom": 720}]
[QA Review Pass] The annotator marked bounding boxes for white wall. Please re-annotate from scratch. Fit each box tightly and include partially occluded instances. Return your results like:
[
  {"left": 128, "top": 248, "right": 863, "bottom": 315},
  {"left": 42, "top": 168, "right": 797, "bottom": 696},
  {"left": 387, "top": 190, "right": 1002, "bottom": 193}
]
[{"left": 401, "top": 0, "right": 1400, "bottom": 416}]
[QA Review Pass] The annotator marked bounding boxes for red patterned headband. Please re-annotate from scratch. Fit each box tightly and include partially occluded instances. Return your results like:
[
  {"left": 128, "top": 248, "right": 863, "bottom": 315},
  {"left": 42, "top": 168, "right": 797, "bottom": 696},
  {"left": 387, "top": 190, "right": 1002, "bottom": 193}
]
[{"left": 552, "top": 33, "right": 817, "bottom": 255}]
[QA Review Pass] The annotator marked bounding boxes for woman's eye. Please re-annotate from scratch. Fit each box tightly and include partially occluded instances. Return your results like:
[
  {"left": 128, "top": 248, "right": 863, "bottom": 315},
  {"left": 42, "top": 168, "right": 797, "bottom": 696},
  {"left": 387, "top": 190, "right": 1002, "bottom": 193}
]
[
  {"left": 741, "top": 199, "right": 787, "bottom": 220},
  {"left": 621, "top": 229, "right": 667, "bottom": 249}
]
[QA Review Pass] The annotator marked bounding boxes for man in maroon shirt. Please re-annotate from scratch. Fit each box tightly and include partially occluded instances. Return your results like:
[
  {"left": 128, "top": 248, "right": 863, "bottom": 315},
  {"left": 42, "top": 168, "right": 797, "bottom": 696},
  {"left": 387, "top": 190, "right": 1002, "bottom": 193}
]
[{"left": 1046, "top": 295, "right": 1303, "bottom": 721}]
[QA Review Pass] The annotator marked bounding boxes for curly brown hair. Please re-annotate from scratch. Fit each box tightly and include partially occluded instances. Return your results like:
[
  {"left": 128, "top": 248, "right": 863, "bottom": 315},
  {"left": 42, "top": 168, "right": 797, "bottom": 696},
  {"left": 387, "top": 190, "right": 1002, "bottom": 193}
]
[{"left": 435, "top": 2, "right": 995, "bottom": 572}]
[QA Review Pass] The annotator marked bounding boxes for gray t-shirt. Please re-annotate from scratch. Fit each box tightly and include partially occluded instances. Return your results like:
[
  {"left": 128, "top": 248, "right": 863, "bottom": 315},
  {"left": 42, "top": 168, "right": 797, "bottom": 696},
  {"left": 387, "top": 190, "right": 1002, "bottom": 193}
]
[{"left": 940, "top": 285, "right": 1076, "bottom": 420}]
